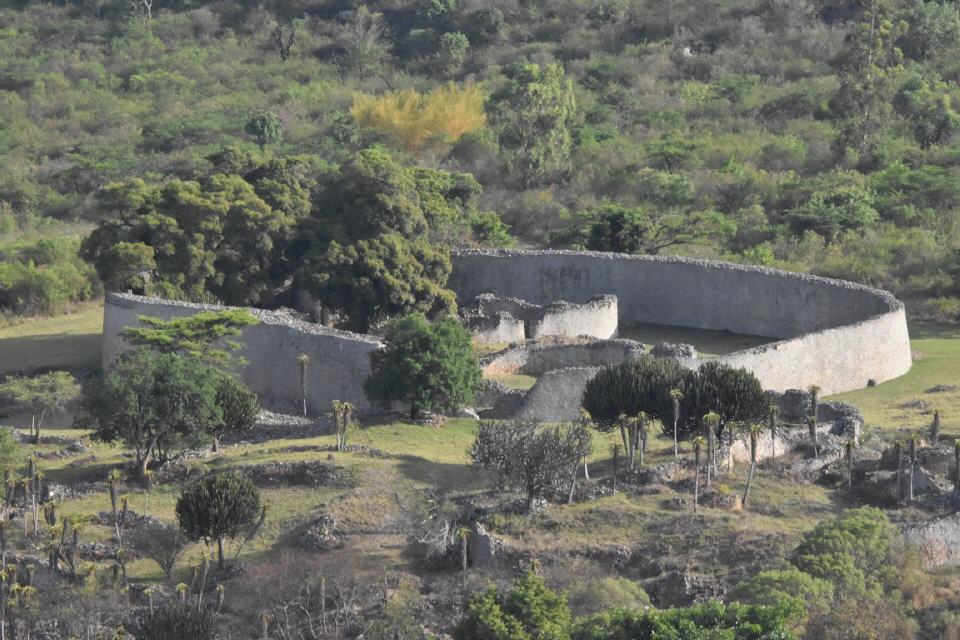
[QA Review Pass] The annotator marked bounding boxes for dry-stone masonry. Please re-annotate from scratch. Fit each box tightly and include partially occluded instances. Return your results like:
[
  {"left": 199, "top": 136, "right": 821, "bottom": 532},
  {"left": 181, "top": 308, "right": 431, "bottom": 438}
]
[
  {"left": 450, "top": 249, "right": 912, "bottom": 396},
  {"left": 102, "top": 249, "right": 912, "bottom": 418},
  {"left": 103, "top": 293, "right": 381, "bottom": 414}
]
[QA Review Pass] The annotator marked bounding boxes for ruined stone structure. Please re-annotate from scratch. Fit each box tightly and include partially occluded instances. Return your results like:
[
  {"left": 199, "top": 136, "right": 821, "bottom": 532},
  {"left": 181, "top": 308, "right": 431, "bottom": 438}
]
[
  {"left": 450, "top": 249, "right": 912, "bottom": 396},
  {"left": 102, "top": 249, "right": 912, "bottom": 419},
  {"left": 463, "top": 293, "right": 618, "bottom": 341}
]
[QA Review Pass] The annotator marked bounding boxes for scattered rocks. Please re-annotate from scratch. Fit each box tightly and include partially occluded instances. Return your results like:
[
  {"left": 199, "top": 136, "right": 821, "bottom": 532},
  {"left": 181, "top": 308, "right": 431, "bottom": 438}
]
[
  {"left": 242, "top": 461, "right": 344, "bottom": 487},
  {"left": 698, "top": 491, "right": 742, "bottom": 512},
  {"left": 91, "top": 510, "right": 157, "bottom": 529},
  {"left": 926, "top": 384, "right": 958, "bottom": 394},
  {"left": 898, "top": 399, "right": 929, "bottom": 411},
  {"left": 649, "top": 343, "right": 698, "bottom": 361},
  {"left": 299, "top": 514, "right": 342, "bottom": 552}
]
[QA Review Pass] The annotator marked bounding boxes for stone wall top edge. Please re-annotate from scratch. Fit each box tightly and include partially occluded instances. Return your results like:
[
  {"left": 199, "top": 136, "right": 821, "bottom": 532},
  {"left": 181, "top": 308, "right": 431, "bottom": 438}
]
[
  {"left": 451, "top": 249, "right": 903, "bottom": 311},
  {"left": 718, "top": 306, "right": 906, "bottom": 360},
  {"left": 104, "top": 292, "right": 383, "bottom": 345}
]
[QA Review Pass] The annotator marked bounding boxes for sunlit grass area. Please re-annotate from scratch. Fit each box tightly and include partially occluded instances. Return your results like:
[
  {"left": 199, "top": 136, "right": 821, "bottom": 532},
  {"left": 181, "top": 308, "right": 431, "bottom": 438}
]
[{"left": 828, "top": 321, "right": 960, "bottom": 435}]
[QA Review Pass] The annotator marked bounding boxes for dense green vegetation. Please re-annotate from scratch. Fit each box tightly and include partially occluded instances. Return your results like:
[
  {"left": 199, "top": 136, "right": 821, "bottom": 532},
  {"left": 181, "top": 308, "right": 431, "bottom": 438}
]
[{"left": 5, "top": 0, "right": 960, "bottom": 321}]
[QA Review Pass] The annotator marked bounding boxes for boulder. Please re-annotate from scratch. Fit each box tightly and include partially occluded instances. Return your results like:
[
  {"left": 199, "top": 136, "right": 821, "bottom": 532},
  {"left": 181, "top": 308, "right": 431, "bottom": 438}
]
[
  {"left": 902, "top": 514, "right": 960, "bottom": 569},
  {"left": 468, "top": 522, "right": 505, "bottom": 568},
  {"left": 777, "top": 389, "right": 812, "bottom": 423},
  {"left": 650, "top": 343, "right": 698, "bottom": 361},
  {"left": 818, "top": 401, "right": 864, "bottom": 444},
  {"left": 300, "top": 514, "right": 341, "bottom": 551}
]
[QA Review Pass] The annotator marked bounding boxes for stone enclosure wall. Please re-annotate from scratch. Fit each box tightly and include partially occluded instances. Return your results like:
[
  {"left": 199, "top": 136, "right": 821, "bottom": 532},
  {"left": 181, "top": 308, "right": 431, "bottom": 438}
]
[
  {"left": 102, "top": 293, "right": 382, "bottom": 415},
  {"left": 450, "top": 249, "right": 912, "bottom": 396},
  {"left": 102, "top": 250, "right": 912, "bottom": 419}
]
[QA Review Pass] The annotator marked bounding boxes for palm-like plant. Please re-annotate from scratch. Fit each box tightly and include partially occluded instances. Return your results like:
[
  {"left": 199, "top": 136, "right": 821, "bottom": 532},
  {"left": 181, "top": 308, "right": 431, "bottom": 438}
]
[
  {"left": 610, "top": 443, "right": 621, "bottom": 494},
  {"left": 908, "top": 433, "right": 920, "bottom": 503},
  {"left": 703, "top": 412, "right": 720, "bottom": 487},
  {"left": 807, "top": 416, "right": 818, "bottom": 459},
  {"left": 331, "top": 400, "right": 354, "bottom": 452},
  {"left": 669, "top": 389, "right": 683, "bottom": 459},
  {"left": 637, "top": 412, "right": 649, "bottom": 467},
  {"left": 455, "top": 526, "right": 470, "bottom": 590},
  {"left": 297, "top": 354, "right": 310, "bottom": 417},
  {"left": 895, "top": 440, "right": 905, "bottom": 503},
  {"left": 808, "top": 385, "right": 821, "bottom": 420},
  {"left": 692, "top": 436, "right": 705, "bottom": 513},
  {"left": 845, "top": 439, "right": 854, "bottom": 488},
  {"left": 768, "top": 406, "right": 778, "bottom": 460},
  {"left": 742, "top": 423, "right": 764, "bottom": 508},
  {"left": 953, "top": 438, "right": 960, "bottom": 495}
]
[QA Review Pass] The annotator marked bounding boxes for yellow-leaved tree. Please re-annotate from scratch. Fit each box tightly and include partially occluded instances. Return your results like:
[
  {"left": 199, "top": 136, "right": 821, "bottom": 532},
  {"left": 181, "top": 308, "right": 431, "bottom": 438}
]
[{"left": 351, "top": 83, "right": 486, "bottom": 153}]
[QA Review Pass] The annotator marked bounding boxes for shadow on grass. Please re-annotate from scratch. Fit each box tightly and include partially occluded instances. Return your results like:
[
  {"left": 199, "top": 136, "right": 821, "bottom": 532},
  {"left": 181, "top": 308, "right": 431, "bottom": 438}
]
[
  {"left": 394, "top": 455, "right": 478, "bottom": 488},
  {"left": 0, "top": 332, "right": 101, "bottom": 375},
  {"left": 908, "top": 321, "right": 960, "bottom": 340}
]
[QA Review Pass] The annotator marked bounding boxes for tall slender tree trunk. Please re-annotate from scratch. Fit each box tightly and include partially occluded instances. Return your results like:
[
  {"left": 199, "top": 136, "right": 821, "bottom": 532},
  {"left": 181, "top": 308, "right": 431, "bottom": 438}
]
[
  {"left": 694, "top": 445, "right": 701, "bottom": 513},
  {"left": 846, "top": 440, "right": 854, "bottom": 488},
  {"left": 808, "top": 417, "right": 818, "bottom": 459},
  {"left": 217, "top": 538, "right": 225, "bottom": 570},
  {"left": 743, "top": 434, "right": 758, "bottom": 508},
  {"left": 908, "top": 438, "right": 917, "bottom": 503},
  {"left": 706, "top": 428, "right": 714, "bottom": 488},
  {"left": 896, "top": 441, "right": 904, "bottom": 504}
]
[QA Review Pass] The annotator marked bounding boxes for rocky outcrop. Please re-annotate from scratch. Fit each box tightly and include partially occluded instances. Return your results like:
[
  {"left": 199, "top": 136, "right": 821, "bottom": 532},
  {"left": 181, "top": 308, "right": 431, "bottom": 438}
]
[
  {"left": 902, "top": 514, "right": 960, "bottom": 569},
  {"left": 468, "top": 522, "right": 505, "bottom": 568}
]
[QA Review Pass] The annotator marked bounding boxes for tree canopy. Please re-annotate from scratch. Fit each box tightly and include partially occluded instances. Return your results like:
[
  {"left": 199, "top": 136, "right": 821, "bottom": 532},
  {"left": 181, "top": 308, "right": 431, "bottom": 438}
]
[{"left": 364, "top": 313, "right": 480, "bottom": 417}]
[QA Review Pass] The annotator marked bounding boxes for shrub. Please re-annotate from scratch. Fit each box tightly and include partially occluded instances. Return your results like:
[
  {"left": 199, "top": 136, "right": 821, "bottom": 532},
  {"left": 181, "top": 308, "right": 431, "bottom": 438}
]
[
  {"left": 567, "top": 577, "right": 651, "bottom": 617},
  {"left": 175, "top": 471, "right": 262, "bottom": 569},
  {"left": 469, "top": 420, "right": 592, "bottom": 511},
  {"left": 133, "top": 603, "right": 220, "bottom": 640},
  {"left": 365, "top": 314, "right": 480, "bottom": 418}
]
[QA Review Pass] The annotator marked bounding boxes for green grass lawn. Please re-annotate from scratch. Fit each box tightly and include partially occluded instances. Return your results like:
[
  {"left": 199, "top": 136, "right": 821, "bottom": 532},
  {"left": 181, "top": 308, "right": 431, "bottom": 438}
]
[
  {"left": 828, "top": 321, "right": 960, "bottom": 434},
  {"left": 0, "top": 303, "right": 103, "bottom": 374}
]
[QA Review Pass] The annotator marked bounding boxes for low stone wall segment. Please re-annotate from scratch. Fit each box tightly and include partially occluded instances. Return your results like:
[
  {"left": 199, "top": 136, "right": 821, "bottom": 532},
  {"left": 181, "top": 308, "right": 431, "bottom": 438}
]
[{"left": 103, "top": 293, "right": 381, "bottom": 414}]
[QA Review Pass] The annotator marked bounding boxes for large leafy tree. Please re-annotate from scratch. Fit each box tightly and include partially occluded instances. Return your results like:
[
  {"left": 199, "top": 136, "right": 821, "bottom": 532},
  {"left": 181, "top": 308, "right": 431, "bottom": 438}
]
[
  {"left": 364, "top": 313, "right": 480, "bottom": 418},
  {"left": 829, "top": 0, "right": 906, "bottom": 160},
  {"left": 120, "top": 310, "right": 258, "bottom": 366},
  {"left": 570, "top": 203, "right": 731, "bottom": 255},
  {"left": 678, "top": 361, "right": 769, "bottom": 440},
  {"left": 581, "top": 356, "right": 688, "bottom": 434},
  {"left": 82, "top": 174, "right": 292, "bottom": 305},
  {"left": 176, "top": 471, "right": 262, "bottom": 569},
  {"left": 492, "top": 63, "right": 579, "bottom": 187},
  {"left": 292, "top": 148, "right": 482, "bottom": 330},
  {"left": 82, "top": 349, "right": 220, "bottom": 477}
]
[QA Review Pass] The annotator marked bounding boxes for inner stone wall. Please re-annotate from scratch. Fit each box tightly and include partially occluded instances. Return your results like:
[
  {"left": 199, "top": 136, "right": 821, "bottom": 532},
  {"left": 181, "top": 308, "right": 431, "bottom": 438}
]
[
  {"left": 450, "top": 249, "right": 912, "bottom": 395},
  {"left": 103, "top": 293, "right": 382, "bottom": 415}
]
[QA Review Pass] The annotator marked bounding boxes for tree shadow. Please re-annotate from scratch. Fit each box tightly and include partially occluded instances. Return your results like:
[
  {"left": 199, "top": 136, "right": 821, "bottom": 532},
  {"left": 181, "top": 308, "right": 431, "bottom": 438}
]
[
  {"left": 0, "top": 332, "right": 101, "bottom": 376},
  {"left": 908, "top": 320, "right": 960, "bottom": 340}
]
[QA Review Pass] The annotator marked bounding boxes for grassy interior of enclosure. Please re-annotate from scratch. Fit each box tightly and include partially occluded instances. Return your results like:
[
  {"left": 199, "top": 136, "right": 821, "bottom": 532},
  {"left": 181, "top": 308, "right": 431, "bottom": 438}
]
[{"left": 618, "top": 323, "right": 776, "bottom": 357}]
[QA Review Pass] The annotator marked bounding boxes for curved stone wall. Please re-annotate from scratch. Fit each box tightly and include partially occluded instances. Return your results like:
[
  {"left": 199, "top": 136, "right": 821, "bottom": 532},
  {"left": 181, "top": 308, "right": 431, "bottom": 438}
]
[
  {"left": 103, "top": 293, "right": 382, "bottom": 415},
  {"left": 450, "top": 249, "right": 912, "bottom": 395}
]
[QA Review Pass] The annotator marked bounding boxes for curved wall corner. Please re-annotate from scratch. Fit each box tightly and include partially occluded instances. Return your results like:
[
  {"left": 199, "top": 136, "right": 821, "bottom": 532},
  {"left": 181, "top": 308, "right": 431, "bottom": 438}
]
[
  {"left": 102, "top": 293, "right": 382, "bottom": 415},
  {"left": 450, "top": 250, "right": 912, "bottom": 395}
]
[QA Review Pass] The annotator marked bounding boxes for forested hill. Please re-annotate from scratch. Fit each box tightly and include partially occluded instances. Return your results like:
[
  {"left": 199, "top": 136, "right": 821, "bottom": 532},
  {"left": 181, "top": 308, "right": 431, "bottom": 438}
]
[{"left": 3, "top": 0, "right": 960, "bottom": 320}]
